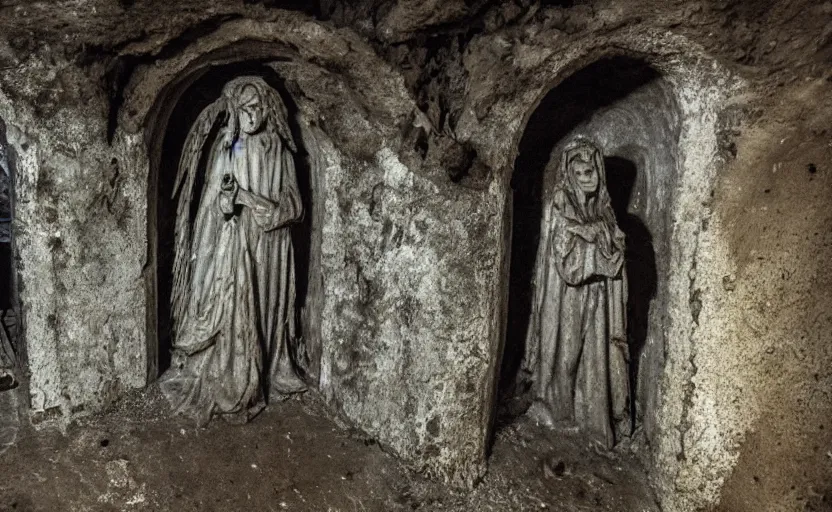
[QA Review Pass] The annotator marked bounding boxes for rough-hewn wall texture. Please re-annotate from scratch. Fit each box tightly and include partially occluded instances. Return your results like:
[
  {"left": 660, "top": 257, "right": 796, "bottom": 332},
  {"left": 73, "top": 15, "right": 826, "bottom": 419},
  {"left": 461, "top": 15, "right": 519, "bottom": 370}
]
[
  {"left": 0, "top": 0, "right": 829, "bottom": 509},
  {"left": 695, "top": 81, "right": 832, "bottom": 512},
  {"left": 0, "top": 44, "right": 148, "bottom": 419}
]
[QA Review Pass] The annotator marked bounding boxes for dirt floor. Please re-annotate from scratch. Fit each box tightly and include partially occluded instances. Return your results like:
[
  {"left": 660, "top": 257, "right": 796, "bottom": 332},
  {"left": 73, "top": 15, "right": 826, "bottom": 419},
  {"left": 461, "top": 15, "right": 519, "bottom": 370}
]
[{"left": 0, "top": 387, "right": 658, "bottom": 512}]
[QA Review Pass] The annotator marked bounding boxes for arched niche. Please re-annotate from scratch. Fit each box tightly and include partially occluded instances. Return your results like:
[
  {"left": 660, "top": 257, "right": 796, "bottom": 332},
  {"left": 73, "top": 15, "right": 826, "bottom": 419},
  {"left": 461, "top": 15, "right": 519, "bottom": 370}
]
[
  {"left": 127, "top": 16, "right": 415, "bottom": 385},
  {"left": 128, "top": 19, "right": 415, "bottom": 387},
  {"left": 500, "top": 56, "right": 681, "bottom": 443},
  {"left": 144, "top": 55, "right": 327, "bottom": 384}
]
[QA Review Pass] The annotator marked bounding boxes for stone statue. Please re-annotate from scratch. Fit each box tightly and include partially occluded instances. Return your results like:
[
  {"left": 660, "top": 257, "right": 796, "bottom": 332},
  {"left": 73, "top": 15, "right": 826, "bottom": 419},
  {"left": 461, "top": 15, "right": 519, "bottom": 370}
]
[
  {"left": 160, "top": 76, "right": 307, "bottom": 426},
  {"left": 522, "top": 137, "right": 630, "bottom": 449}
]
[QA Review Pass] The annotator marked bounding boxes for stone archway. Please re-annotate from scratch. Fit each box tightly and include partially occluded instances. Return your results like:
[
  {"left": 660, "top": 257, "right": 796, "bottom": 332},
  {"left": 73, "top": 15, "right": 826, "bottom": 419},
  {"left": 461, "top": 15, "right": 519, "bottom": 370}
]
[
  {"left": 124, "top": 23, "right": 414, "bottom": 389},
  {"left": 120, "top": 15, "right": 499, "bottom": 486},
  {"left": 457, "top": 29, "right": 739, "bottom": 504},
  {"left": 501, "top": 56, "right": 679, "bottom": 441}
]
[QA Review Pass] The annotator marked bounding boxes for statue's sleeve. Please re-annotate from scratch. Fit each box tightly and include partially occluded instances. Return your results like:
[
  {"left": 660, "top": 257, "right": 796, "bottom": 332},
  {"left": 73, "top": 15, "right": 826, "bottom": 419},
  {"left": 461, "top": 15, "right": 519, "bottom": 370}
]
[
  {"left": 608, "top": 266, "right": 627, "bottom": 343},
  {"left": 552, "top": 209, "right": 624, "bottom": 286},
  {"left": 240, "top": 143, "right": 303, "bottom": 231}
]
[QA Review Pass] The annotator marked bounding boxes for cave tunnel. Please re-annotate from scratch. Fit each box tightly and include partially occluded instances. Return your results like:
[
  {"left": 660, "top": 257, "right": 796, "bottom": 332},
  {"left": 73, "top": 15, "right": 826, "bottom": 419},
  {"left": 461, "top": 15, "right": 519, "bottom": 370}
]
[
  {"left": 1, "top": 1, "right": 830, "bottom": 508},
  {"left": 500, "top": 56, "right": 681, "bottom": 442}
]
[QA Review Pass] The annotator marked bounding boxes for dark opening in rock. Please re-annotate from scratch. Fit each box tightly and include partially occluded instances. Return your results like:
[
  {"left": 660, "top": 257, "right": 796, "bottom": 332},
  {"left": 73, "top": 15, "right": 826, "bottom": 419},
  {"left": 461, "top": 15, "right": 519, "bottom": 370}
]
[
  {"left": 0, "top": 117, "right": 18, "bottom": 383},
  {"left": 499, "top": 56, "right": 679, "bottom": 447}
]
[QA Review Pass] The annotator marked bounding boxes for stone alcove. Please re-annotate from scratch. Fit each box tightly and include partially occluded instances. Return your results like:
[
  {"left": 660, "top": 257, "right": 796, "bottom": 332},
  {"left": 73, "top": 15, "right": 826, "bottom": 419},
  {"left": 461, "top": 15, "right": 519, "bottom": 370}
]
[
  {"left": 460, "top": 30, "right": 739, "bottom": 502},
  {"left": 130, "top": 27, "right": 414, "bottom": 390},
  {"left": 500, "top": 56, "right": 680, "bottom": 442},
  {"left": 0, "top": 116, "right": 20, "bottom": 452}
]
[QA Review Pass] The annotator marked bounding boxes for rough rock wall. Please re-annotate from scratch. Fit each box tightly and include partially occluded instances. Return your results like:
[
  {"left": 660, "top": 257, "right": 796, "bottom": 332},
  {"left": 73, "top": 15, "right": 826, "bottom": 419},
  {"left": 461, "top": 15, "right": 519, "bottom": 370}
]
[
  {"left": 693, "top": 81, "right": 832, "bottom": 512},
  {"left": 0, "top": 45, "right": 147, "bottom": 418}
]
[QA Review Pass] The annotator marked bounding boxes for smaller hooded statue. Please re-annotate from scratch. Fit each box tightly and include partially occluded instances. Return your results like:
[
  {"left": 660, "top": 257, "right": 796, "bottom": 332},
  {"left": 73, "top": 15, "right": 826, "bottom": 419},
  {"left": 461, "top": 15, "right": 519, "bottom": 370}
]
[{"left": 522, "top": 137, "right": 630, "bottom": 449}]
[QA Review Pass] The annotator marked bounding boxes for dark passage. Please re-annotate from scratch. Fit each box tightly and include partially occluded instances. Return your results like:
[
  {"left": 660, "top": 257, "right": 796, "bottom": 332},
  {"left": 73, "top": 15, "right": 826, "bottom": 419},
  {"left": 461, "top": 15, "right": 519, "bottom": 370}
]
[
  {"left": 0, "top": 118, "right": 18, "bottom": 390},
  {"left": 0, "top": 120, "right": 12, "bottom": 311},
  {"left": 154, "top": 62, "right": 313, "bottom": 378},
  {"left": 498, "top": 57, "right": 659, "bottom": 419},
  {"left": 604, "top": 156, "right": 656, "bottom": 426}
]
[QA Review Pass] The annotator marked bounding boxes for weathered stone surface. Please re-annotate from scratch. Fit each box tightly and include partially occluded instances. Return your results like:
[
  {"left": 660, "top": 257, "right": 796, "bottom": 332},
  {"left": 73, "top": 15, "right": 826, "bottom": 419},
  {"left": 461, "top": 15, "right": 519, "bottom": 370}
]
[
  {"left": 686, "top": 80, "right": 832, "bottom": 511},
  {"left": 317, "top": 143, "right": 504, "bottom": 485},
  {"left": 376, "top": 0, "right": 480, "bottom": 42},
  {"left": 0, "top": 388, "right": 18, "bottom": 454},
  {"left": 0, "top": 48, "right": 147, "bottom": 419}
]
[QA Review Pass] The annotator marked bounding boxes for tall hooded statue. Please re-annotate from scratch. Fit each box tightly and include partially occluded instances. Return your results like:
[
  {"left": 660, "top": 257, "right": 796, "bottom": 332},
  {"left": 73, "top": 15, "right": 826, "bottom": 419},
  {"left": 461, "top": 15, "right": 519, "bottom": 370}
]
[
  {"left": 160, "top": 76, "right": 307, "bottom": 426},
  {"left": 522, "top": 137, "right": 631, "bottom": 448}
]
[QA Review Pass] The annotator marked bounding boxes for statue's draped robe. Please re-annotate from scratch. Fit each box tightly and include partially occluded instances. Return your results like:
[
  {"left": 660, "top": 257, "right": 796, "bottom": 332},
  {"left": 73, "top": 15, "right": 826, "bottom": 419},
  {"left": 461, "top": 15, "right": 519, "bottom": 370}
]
[
  {"left": 160, "top": 129, "right": 302, "bottom": 426},
  {"left": 523, "top": 188, "right": 629, "bottom": 448}
]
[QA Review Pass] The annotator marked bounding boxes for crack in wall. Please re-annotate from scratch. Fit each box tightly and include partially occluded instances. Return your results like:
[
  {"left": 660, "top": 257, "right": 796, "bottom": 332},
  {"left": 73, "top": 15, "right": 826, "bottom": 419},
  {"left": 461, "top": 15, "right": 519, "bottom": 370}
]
[{"left": 676, "top": 239, "right": 701, "bottom": 464}]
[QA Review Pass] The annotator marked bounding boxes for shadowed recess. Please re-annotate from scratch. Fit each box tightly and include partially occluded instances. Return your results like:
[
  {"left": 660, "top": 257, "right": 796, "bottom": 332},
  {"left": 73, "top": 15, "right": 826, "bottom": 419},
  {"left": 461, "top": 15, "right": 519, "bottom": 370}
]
[
  {"left": 0, "top": 116, "right": 20, "bottom": 388},
  {"left": 499, "top": 56, "right": 662, "bottom": 424}
]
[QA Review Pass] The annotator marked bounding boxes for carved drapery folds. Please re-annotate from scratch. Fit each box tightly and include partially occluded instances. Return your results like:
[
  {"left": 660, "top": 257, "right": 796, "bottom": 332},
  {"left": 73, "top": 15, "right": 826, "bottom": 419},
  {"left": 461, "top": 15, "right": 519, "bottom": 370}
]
[{"left": 159, "top": 76, "right": 307, "bottom": 426}]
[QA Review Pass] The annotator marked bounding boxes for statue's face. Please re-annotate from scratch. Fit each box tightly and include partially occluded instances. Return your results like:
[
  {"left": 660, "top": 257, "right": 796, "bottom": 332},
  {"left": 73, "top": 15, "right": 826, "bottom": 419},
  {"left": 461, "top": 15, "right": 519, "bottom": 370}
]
[
  {"left": 238, "top": 86, "right": 264, "bottom": 135},
  {"left": 571, "top": 159, "right": 599, "bottom": 194}
]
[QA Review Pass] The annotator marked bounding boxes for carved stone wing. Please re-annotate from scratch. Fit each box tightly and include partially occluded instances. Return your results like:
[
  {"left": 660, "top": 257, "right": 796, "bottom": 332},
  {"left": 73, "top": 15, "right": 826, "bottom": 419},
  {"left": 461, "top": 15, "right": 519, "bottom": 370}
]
[{"left": 170, "top": 96, "right": 229, "bottom": 339}]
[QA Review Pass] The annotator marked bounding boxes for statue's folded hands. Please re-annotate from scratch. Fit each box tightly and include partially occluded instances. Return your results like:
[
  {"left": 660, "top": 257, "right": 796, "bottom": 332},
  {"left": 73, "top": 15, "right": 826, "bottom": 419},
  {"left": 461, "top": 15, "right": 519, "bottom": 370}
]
[
  {"left": 235, "top": 183, "right": 301, "bottom": 232},
  {"left": 218, "top": 175, "right": 238, "bottom": 215}
]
